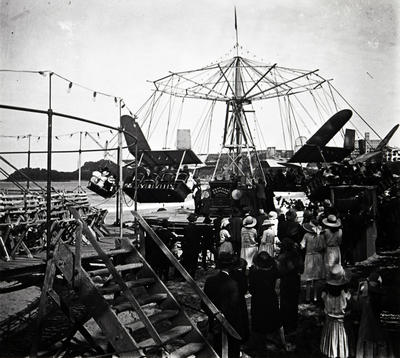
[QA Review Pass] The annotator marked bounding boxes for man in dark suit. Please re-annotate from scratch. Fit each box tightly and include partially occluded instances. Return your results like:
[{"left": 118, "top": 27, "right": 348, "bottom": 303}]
[
  {"left": 203, "top": 253, "right": 249, "bottom": 358},
  {"left": 181, "top": 213, "right": 202, "bottom": 278}
]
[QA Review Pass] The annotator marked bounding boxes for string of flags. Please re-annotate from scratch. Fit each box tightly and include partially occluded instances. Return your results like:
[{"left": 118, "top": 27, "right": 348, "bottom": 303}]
[
  {"left": 0, "top": 129, "right": 115, "bottom": 141},
  {"left": 0, "top": 69, "right": 134, "bottom": 116}
]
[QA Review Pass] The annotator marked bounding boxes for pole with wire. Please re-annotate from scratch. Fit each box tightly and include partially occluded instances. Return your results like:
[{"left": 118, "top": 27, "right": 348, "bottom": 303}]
[
  {"left": 27, "top": 134, "right": 31, "bottom": 190},
  {"left": 78, "top": 131, "right": 82, "bottom": 191},
  {"left": 46, "top": 72, "right": 53, "bottom": 260}
]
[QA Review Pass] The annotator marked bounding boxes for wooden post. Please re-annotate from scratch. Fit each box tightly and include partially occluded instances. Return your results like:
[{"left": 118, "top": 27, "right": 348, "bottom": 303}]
[
  {"left": 221, "top": 330, "right": 229, "bottom": 358},
  {"left": 74, "top": 220, "right": 83, "bottom": 287}
]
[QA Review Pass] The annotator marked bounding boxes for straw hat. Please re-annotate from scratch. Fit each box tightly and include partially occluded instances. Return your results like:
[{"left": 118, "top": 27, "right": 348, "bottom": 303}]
[
  {"left": 327, "top": 264, "right": 348, "bottom": 286},
  {"left": 322, "top": 214, "right": 341, "bottom": 228},
  {"left": 243, "top": 216, "right": 257, "bottom": 228},
  {"left": 302, "top": 222, "right": 317, "bottom": 234},
  {"left": 262, "top": 219, "right": 274, "bottom": 227}
]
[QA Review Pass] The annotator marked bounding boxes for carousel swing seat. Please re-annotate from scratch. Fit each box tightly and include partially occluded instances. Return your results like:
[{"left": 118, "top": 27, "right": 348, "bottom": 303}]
[
  {"left": 122, "top": 149, "right": 202, "bottom": 203},
  {"left": 87, "top": 170, "right": 117, "bottom": 198}
]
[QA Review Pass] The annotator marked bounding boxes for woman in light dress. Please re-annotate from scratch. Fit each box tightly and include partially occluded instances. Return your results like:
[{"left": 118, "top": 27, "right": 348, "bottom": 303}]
[
  {"left": 322, "top": 215, "right": 342, "bottom": 278},
  {"left": 301, "top": 220, "right": 326, "bottom": 302},
  {"left": 240, "top": 216, "right": 258, "bottom": 268},
  {"left": 320, "top": 264, "right": 351, "bottom": 358},
  {"left": 259, "top": 219, "right": 277, "bottom": 257}
]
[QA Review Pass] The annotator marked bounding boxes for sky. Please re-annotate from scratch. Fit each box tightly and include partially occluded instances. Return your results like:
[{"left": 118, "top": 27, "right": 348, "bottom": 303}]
[{"left": 0, "top": 0, "right": 399, "bottom": 173}]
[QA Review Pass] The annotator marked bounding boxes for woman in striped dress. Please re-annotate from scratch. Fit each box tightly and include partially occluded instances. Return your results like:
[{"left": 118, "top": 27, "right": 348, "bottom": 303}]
[{"left": 320, "top": 264, "right": 351, "bottom": 358}]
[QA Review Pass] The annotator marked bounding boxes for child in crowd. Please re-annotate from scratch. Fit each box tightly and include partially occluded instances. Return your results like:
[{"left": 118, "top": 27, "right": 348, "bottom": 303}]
[{"left": 320, "top": 264, "right": 351, "bottom": 358}]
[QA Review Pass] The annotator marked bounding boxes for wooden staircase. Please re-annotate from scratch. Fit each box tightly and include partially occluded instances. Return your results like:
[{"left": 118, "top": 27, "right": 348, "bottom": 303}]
[{"left": 32, "top": 208, "right": 221, "bottom": 358}]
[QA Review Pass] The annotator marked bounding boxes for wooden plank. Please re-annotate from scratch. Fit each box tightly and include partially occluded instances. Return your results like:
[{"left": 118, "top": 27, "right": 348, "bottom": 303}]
[
  {"left": 169, "top": 343, "right": 205, "bottom": 358},
  {"left": 89, "top": 262, "right": 143, "bottom": 276},
  {"left": 137, "top": 325, "right": 192, "bottom": 348},
  {"left": 125, "top": 309, "right": 179, "bottom": 334},
  {"left": 114, "top": 293, "right": 168, "bottom": 314},
  {"left": 100, "top": 278, "right": 155, "bottom": 294},
  {"left": 30, "top": 243, "right": 59, "bottom": 357}
]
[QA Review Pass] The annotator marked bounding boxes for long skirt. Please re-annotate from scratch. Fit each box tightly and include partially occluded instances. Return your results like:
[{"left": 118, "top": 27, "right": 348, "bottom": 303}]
[
  {"left": 240, "top": 246, "right": 258, "bottom": 268},
  {"left": 325, "top": 246, "right": 341, "bottom": 276},
  {"left": 320, "top": 316, "right": 349, "bottom": 358},
  {"left": 302, "top": 252, "right": 325, "bottom": 281},
  {"left": 258, "top": 242, "right": 274, "bottom": 257}
]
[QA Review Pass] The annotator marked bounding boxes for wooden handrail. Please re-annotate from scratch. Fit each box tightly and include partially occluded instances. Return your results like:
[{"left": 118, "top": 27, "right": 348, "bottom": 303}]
[{"left": 69, "top": 207, "right": 165, "bottom": 348}]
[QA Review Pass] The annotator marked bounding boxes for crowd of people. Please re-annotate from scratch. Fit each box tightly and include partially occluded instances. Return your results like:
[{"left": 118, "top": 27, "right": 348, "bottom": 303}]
[{"left": 144, "top": 194, "right": 397, "bottom": 358}]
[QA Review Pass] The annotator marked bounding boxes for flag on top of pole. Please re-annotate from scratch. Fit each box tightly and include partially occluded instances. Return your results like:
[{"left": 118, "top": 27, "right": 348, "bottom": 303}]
[{"left": 234, "top": 7, "right": 239, "bottom": 55}]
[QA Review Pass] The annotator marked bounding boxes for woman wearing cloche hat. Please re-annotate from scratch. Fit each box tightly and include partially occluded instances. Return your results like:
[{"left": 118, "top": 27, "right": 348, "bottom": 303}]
[
  {"left": 240, "top": 216, "right": 258, "bottom": 268},
  {"left": 322, "top": 214, "right": 343, "bottom": 277}
]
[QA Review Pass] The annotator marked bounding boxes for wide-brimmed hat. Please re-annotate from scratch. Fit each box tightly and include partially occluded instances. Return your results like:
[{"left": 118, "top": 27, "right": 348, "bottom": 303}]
[
  {"left": 243, "top": 216, "right": 257, "bottom": 228},
  {"left": 187, "top": 213, "right": 198, "bottom": 222},
  {"left": 268, "top": 211, "right": 278, "bottom": 220},
  {"left": 303, "top": 222, "right": 317, "bottom": 234},
  {"left": 216, "top": 252, "right": 237, "bottom": 269},
  {"left": 262, "top": 219, "right": 274, "bottom": 227},
  {"left": 327, "top": 264, "right": 348, "bottom": 286},
  {"left": 322, "top": 214, "right": 341, "bottom": 228},
  {"left": 253, "top": 251, "right": 275, "bottom": 269}
]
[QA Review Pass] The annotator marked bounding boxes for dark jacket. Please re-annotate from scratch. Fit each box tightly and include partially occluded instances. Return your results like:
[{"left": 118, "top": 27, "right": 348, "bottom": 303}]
[{"left": 203, "top": 271, "right": 248, "bottom": 342}]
